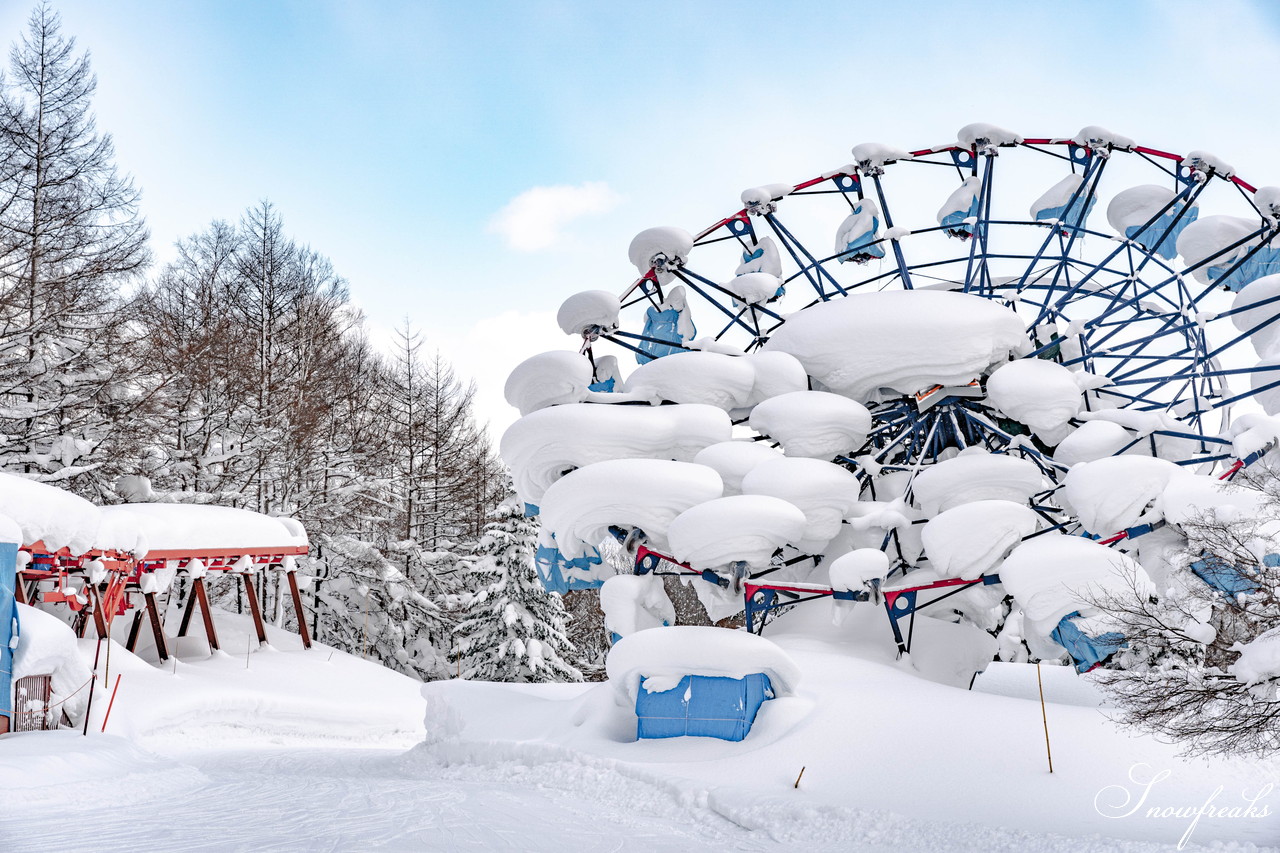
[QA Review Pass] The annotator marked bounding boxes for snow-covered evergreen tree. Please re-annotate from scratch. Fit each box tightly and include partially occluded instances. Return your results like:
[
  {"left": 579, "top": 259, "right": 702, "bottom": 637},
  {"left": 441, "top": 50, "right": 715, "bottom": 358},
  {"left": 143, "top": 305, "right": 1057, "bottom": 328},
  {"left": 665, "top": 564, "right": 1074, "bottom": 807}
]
[{"left": 453, "top": 499, "right": 582, "bottom": 683}]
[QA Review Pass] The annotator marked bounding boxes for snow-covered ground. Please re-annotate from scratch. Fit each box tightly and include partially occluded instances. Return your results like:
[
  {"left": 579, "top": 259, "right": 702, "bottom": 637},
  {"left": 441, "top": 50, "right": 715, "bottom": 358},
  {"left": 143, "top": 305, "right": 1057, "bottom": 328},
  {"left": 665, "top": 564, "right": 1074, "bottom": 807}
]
[{"left": 4, "top": 604, "right": 1277, "bottom": 852}]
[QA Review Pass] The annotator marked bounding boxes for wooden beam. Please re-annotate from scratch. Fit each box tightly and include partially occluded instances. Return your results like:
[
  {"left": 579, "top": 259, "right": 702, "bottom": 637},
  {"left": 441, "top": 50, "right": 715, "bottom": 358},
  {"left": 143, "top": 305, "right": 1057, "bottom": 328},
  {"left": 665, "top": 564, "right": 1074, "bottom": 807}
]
[
  {"left": 13, "top": 575, "right": 27, "bottom": 605},
  {"left": 194, "top": 578, "right": 220, "bottom": 651},
  {"left": 88, "top": 585, "right": 108, "bottom": 639},
  {"left": 143, "top": 591, "right": 169, "bottom": 662},
  {"left": 285, "top": 570, "right": 311, "bottom": 650},
  {"left": 177, "top": 582, "right": 198, "bottom": 637},
  {"left": 125, "top": 609, "right": 143, "bottom": 653},
  {"left": 240, "top": 573, "right": 268, "bottom": 645}
]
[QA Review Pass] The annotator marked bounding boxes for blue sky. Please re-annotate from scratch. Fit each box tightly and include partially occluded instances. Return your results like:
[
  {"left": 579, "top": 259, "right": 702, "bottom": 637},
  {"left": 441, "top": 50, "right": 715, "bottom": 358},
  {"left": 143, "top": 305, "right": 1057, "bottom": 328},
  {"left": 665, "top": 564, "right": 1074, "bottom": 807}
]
[{"left": 3, "top": 1, "right": 1280, "bottom": 431}]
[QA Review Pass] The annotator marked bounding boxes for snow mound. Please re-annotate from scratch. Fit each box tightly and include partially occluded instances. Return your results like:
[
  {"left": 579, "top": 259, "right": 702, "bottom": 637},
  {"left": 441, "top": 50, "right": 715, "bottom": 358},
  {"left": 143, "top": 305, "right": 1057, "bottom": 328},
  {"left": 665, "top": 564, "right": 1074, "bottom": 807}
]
[
  {"left": 13, "top": 602, "right": 93, "bottom": 723},
  {"left": 668, "top": 495, "right": 806, "bottom": 570},
  {"left": 1227, "top": 411, "right": 1280, "bottom": 460},
  {"left": 0, "top": 471, "right": 102, "bottom": 555},
  {"left": 501, "top": 403, "right": 731, "bottom": 506},
  {"left": 599, "top": 574, "right": 676, "bottom": 639},
  {"left": 1156, "top": 473, "right": 1267, "bottom": 530},
  {"left": 851, "top": 142, "right": 912, "bottom": 170},
  {"left": 911, "top": 452, "right": 1045, "bottom": 516},
  {"left": 734, "top": 236, "right": 782, "bottom": 277},
  {"left": 985, "top": 359, "right": 1082, "bottom": 444},
  {"left": 693, "top": 440, "right": 784, "bottom": 496},
  {"left": 623, "top": 351, "right": 755, "bottom": 410},
  {"left": 829, "top": 548, "right": 890, "bottom": 590},
  {"left": 741, "top": 458, "right": 862, "bottom": 553},
  {"left": 629, "top": 227, "right": 693, "bottom": 281},
  {"left": 739, "top": 351, "right": 808, "bottom": 410},
  {"left": 504, "top": 350, "right": 593, "bottom": 415},
  {"left": 606, "top": 626, "right": 800, "bottom": 704},
  {"left": 557, "top": 290, "right": 619, "bottom": 336},
  {"left": 1052, "top": 420, "right": 1134, "bottom": 467},
  {"left": 1256, "top": 186, "right": 1280, "bottom": 224},
  {"left": 922, "top": 500, "right": 1041, "bottom": 580},
  {"left": 749, "top": 391, "right": 871, "bottom": 459},
  {"left": 740, "top": 184, "right": 792, "bottom": 214},
  {"left": 1230, "top": 626, "right": 1280, "bottom": 688},
  {"left": 1185, "top": 150, "right": 1235, "bottom": 177},
  {"left": 1107, "top": 184, "right": 1178, "bottom": 234},
  {"left": 1176, "top": 215, "right": 1260, "bottom": 284},
  {"left": 538, "top": 459, "right": 724, "bottom": 558},
  {"left": 1231, "top": 274, "right": 1280, "bottom": 358},
  {"left": 1062, "top": 456, "right": 1184, "bottom": 535},
  {"left": 0, "top": 511, "right": 20, "bottom": 545},
  {"left": 999, "top": 535, "right": 1150, "bottom": 641},
  {"left": 957, "top": 123, "right": 1022, "bottom": 152},
  {"left": 1071, "top": 126, "right": 1134, "bottom": 151},
  {"left": 762, "top": 290, "right": 1028, "bottom": 403},
  {"left": 722, "top": 271, "right": 780, "bottom": 305}
]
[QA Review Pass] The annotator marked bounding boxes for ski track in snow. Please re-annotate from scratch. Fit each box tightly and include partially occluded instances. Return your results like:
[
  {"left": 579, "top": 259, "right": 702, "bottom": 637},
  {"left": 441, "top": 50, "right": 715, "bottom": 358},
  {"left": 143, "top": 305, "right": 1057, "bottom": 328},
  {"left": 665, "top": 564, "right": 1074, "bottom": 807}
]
[
  {"left": 2, "top": 743, "right": 1246, "bottom": 853},
  {"left": 0, "top": 747, "right": 770, "bottom": 853}
]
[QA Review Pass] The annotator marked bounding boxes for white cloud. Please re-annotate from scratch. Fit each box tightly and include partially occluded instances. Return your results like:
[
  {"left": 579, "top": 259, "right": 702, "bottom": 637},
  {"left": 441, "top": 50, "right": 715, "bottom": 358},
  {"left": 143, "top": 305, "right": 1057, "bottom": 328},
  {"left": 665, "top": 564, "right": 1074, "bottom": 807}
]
[{"left": 488, "top": 181, "right": 622, "bottom": 251}]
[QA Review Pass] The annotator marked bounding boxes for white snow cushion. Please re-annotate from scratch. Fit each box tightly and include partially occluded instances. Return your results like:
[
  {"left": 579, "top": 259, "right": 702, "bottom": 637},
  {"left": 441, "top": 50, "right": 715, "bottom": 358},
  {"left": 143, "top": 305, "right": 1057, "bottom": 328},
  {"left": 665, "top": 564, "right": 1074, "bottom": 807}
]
[
  {"left": 749, "top": 391, "right": 871, "bottom": 459},
  {"left": 922, "top": 500, "right": 1041, "bottom": 580},
  {"left": 1052, "top": 420, "right": 1134, "bottom": 468},
  {"left": 557, "top": 290, "right": 619, "bottom": 336},
  {"left": 985, "top": 360, "right": 1082, "bottom": 444},
  {"left": 668, "top": 495, "right": 806, "bottom": 570},
  {"left": 538, "top": 459, "right": 724, "bottom": 559},
  {"left": 1232, "top": 274, "right": 1280, "bottom": 359},
  {"left": 693, "top": 441, "right": 785, "bottom": 496},
  {"left": 828, "top": 549, "right": 890, "bottom": 590},
  {"left": 911, "top": 452, "right": 1046, "bottom": 516},
  {"left": 501, "top": 403, "right": 731, "bottom": 506},
  {"left": 999, "top": 535, "right": 1151, "bottom": 640},
  {"left": 624, "top": 351, "right": 756, "bottom": 410},
  {"left": 599, "top": 574, "right": 676, "bottom": 639},
  {"left": 504, "top": 350, "right": 593, "bottom": 415},
  {"left": 763, "top": 290, "right": 1028, "bottom": 403},
  {"left": 741, "top": 458, "right": 862, "bottom": 554},
  {"left": 1062, "top": 455, "right": 1184, "bottom": 535}
]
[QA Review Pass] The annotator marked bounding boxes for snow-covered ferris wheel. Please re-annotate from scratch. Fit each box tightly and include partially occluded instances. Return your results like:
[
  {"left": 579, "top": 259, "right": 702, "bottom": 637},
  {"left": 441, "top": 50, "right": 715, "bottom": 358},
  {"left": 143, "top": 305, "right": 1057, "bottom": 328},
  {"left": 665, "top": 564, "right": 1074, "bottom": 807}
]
[{"left": 501, "top": 123, "right": 1280, "bottom": 664}]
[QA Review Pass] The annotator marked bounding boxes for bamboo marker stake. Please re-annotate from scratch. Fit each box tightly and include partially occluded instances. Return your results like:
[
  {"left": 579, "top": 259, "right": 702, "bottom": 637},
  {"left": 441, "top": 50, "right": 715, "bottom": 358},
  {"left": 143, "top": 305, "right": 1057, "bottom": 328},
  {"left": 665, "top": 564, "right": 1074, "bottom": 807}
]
[
  {"left": 794, "top": 766, "right": 806, "bottom": 789},
  {"left": 1036, "top": 663, "right": 1054, "bottom": 773}
]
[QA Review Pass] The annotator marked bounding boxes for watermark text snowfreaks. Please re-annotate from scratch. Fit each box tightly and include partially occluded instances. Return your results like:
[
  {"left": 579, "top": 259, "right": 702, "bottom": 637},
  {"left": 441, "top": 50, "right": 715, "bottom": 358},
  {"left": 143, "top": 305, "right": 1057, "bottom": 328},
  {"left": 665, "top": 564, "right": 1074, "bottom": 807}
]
[{"left": 1094, "top": 763, "right": 1274, "bottom": 849}]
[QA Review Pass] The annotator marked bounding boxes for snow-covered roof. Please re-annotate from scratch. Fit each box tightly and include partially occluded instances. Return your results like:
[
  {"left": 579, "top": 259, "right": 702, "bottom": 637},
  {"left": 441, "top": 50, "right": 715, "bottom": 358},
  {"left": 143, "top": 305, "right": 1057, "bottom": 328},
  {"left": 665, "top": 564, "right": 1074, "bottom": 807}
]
[
  {"left": 762, "top": 291, "right": 1028, "bottom": 403},
  {"left": 99, "top": 504, "right": 308, "bottom": 556},
  {"left": 606, "top": 626, "right": 801, "bottom": 704},
  {"left": 0, "top": 471, "right": 102, "bottom": 555}
]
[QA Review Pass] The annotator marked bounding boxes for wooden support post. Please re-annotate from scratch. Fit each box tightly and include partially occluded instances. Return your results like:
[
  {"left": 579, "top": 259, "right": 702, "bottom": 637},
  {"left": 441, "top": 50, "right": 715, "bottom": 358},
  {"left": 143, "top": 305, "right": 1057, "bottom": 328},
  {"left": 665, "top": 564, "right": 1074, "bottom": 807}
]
[
  {"left": 125, "top": 609, "right": 144, "bottom": 653},
  {"left": 194, "top": 578, "right": 219, "bottom": 652},
  {"left": 144, "top": 591, "right": 169, "bottom": 662},
  {"left": 240, "top": 573, "right": 268, "bottom": 645},
  {"left": 13, "top": 574, "right": 27, "bottom": 605},
  {"left": 285, "top": 570, "right": 312, "bottom": 650},
  {"left": 178, "top": 582, "right": 198, "bottom": 637},
  {"left": 88, "top": 585, "right": 108, "bottom": 639}
]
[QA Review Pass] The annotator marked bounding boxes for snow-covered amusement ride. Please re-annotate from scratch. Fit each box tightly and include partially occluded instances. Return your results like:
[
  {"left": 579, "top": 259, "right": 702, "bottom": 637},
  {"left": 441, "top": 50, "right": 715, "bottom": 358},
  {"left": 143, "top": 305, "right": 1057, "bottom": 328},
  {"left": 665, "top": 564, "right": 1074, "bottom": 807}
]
[{"left": 502, "top": 123, "right": 1280, "bottom": 709}]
